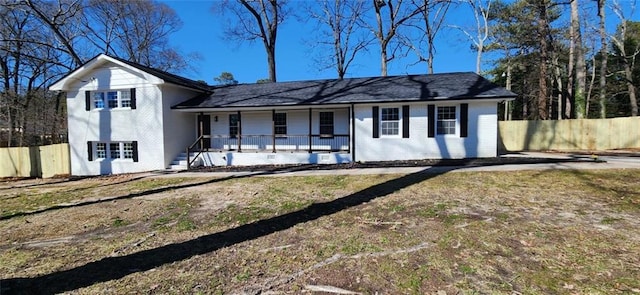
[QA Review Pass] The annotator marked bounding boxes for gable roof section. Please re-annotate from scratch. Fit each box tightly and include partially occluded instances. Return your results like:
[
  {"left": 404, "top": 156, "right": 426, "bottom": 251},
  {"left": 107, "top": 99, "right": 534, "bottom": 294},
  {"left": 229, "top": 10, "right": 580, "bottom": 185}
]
[
  {"left": 173, "top": 72, "right": 516, "bottom": 110},
  {"left": 107, "top": 55, "right": 210, "bottom": 91},
  {"left": 49, "top": 54, "right": 210, "bottom": 92}
]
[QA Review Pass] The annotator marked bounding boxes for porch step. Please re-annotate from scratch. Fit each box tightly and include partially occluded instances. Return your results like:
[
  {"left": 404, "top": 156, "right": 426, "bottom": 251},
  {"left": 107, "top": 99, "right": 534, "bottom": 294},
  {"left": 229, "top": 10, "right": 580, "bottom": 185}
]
[{"left": 168, "top": 152, "right": 198, "bottom": 171}]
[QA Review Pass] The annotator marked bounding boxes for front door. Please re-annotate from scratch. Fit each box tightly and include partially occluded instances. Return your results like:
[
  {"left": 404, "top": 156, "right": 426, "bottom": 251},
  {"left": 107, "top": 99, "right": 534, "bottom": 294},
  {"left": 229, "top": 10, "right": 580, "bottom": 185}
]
[{"left": 197, "top": 114, "right": 211, "bottom": 149}]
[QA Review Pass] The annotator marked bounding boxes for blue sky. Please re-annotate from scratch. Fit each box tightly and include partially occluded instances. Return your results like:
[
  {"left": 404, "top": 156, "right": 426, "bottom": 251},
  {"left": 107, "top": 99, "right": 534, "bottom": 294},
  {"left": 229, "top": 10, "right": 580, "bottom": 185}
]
[{"left": 163, "top": 0, "right": 639, "bottom": 84}]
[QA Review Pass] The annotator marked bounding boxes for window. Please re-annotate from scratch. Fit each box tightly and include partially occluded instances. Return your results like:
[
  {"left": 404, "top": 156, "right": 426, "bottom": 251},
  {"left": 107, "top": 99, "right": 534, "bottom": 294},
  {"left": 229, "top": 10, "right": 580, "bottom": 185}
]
[
  {"left": 381, "top": 107, "right": 400, "bottom": 136},
  {"left": 93, "top": 92, "right": 105, "bottom": 109},
  {"left": 437, "top": 106, "right": 456, "bottom": 135},
  {"left": 229, "top": 114, "right": 239, "bottom": 138},
  {"left": 123, "top": 142, "right": 134, "bottom": 159},
  {"left": 319, "top": 112, "right": 334, "bottom": 137},
  {"left": 96, "top": 142, "right": 106, "bottom": 159},
  {"left": 107, "top": 91, "right": 118, "bottom": 108},
  {"left": 109, "top": 143, "right": 120, "bottom": 159},
  {"left": 92, "top": 141, "right": 136, "bottom": 160},
  {"left": 120, "top": 90, "right": 131, "bottom": 108},
  {"left": 274, "top": 113, "right": 287, "bottom": 136},
  {"left": 91, "top": 90, "right": 131, "bottom": 109}
]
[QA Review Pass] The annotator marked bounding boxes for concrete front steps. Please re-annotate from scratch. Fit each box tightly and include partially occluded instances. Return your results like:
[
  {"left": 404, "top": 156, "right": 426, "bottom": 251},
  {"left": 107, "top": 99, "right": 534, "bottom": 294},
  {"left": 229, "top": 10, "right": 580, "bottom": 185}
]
[{"left": 169, "top": 152, "right": 198, "bottom": 171}]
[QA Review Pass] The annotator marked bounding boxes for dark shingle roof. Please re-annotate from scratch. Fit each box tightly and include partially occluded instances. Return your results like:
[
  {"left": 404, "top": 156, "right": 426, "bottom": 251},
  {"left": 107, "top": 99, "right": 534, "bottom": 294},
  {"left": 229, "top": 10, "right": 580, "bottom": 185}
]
[
  {"left": 172, "top": 72, "right": 516, "bottom": 110},
  {"left": 108, "top": 55, "right": 211, "bottom": 91}
]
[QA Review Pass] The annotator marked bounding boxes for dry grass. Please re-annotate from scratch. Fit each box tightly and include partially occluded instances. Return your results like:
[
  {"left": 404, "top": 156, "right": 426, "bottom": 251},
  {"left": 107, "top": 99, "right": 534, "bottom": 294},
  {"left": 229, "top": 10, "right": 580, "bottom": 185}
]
[{"left": 1, "top": 169, "right": 639, "bottom": 294}]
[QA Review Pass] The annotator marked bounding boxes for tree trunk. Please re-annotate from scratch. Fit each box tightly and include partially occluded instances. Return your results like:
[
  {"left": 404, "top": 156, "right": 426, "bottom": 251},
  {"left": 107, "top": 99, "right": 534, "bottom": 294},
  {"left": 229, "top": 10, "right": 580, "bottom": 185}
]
[
  {"left": 567, "top": 0, "right": 576, "bottom": 119},
  {"left": 267, "top": 42, "right": 277, "bottom": 82},
  {"left": 476, "top": 43, "right": 483, "bottom": 74},
  {"left": 553, "top": 53, "right": 563, "bottom": 120},
  {"left": 536, "top": 0, "right": 549, "bottom": 120},
  {"left": 381, "top": 47, "right": 388, "bottom": 76},
  {"left": 374, "top": 2, "right": 388, "bottom": 76},
  {"left": 505, "top": 61, "right": 512, "bottom": 120},
  {"left": 625, "top": 60, "right": 638, "bottom": 116},
  {"left": 598, "top": 0, "right": 607, "bottom": 118},
  {"left": 572, "top": 0, "right": 587, "bottom": 119}
]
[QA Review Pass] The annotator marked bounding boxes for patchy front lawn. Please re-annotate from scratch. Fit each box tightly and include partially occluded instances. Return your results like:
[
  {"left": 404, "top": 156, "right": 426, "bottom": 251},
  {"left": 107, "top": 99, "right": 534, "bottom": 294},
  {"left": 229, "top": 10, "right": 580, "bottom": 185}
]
[{"left": 1, "top": 169, "right": 639, "bottom": 294}]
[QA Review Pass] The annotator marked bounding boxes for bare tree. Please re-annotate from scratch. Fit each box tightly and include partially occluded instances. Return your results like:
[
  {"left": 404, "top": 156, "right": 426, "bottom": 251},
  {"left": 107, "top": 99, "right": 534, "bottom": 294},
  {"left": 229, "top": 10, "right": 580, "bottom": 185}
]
[
  {"left": 610, "top": 0, "right": 638, "bottom": 116},
  {"left": 24, "top": 0, "right": 85, "bottom": 67},
  {"left": 83, "top": 0, "right": 189, "bottom": 72},
  {"left": 403, "top": 0, "right": 451, "bottom": 74},
  {"left": 214, "top": 0, "right": 286, "bottom": 82},
  {"left": 0, "top": 3, "right": 68, "bottom": 146},
  {"left": 305, "top": 0, "right": 371, "bottom": 79},
  {"left": 363, "top": 0, "right": 426, "bottom": 76},
  {"left": 0, "top": 0, "right": 193, "bottom": 146},
  {"left": 450, "top": 0, "right": 491, "bottom": 74}
]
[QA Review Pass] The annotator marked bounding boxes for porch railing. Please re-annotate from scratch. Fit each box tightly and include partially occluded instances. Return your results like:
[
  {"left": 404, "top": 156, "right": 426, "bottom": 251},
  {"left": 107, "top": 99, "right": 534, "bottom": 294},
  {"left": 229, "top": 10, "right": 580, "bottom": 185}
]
[
  {"left": 210, "top": 134, "right": 349, "bottom": 152},
  {"left": 186, "top": 134, "right": 210, "bottom": 170}
]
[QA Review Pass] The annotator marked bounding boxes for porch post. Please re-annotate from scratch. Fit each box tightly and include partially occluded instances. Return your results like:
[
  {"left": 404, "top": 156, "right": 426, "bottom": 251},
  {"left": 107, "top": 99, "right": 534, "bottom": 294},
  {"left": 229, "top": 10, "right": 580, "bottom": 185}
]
[
  {"left": 237, "top": 110, "right": 242, "bottom": 152},
  {"left": 198, "top": 112, "right": 204, "bottom": 150},
  {"left": 308, "top": 108, "right": 312, "bottom": 153},
  {"left": 350, "top": 104, "right": 355, "bottom": 161},
  {"left": 272, "top": 109, "right": 276, "bottom": 153}
]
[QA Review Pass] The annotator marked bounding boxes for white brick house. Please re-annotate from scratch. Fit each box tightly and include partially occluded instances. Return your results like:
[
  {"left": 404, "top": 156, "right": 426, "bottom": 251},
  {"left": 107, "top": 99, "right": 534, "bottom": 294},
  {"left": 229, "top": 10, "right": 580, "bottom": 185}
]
[{"left": 50, "top": 54, "right": 516, "bottom": 176}]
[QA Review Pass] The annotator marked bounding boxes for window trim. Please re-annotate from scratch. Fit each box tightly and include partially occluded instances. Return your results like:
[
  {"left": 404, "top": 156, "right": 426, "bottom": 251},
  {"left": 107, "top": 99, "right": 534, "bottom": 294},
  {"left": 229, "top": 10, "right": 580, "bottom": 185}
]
[
  {"left": 436, "top": 105, "right": 458, "bottom": 136},
  {"left": 380, "top": 106, "right": 401, "bottom": 137},
  {"left": 95, "top": 142, "right": 107, "bottom": 159},
  {"left": 91, "top": 89, "right": 132, "bottom": 110},
  {"left": 91, "top": 141, "right": 137, "bottom": 161}
]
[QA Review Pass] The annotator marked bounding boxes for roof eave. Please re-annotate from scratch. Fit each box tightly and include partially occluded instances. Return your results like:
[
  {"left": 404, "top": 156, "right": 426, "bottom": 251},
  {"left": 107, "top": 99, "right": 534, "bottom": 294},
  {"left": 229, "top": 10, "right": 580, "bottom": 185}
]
[{"left": 171, "top": 95, "right": 517, "bottom": 112}]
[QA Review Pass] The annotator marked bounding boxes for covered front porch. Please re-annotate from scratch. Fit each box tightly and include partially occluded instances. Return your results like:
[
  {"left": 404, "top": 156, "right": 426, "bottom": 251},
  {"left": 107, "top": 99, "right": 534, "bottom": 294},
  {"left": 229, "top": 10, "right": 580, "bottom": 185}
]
[{"left": 182, "top": 106, "right": 353, "bottom": 168}]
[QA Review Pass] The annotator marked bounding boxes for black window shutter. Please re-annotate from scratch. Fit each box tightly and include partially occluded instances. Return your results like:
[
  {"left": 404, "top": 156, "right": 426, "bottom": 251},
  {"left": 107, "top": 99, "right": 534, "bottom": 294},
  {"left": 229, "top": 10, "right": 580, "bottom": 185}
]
[
  {"left": 130, "top": 88, "right": 136, "bottom": 109},
  {"left": 427, "top": 104, "right": 435, "bottom": 138},
  {"left": 85, "top": 91, "right": 91, "bottom": 111},
  {"left": 402, "top": 105, "right": 410, "bottom": 138},
  {"left": 372, "top": 106, "right": 379, "bottom": 138},
  {"left": 460, "top": 103, "right": 468, "bottom": 138},
  {"left": 132, "top": 141, "right": 139, "bottom": 162},
  {"left": 87, "top": 141, "right": 93, "bottom": 161}
]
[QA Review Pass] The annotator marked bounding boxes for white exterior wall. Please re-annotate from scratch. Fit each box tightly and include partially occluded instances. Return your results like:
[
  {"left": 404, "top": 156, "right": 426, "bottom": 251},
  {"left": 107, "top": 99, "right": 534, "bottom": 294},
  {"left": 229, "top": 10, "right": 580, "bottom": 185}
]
[
  {"left": 65, "top": 64, "right": 198, "bottom": 175},
  {"left": 471, "top": 101, "right": 499, "bottom": 158},
  {"left": 160, "top": 85, "right": 201, "bottom": 168},
  {"left": 354, "top": 101, "right": 498, "bottom": 162}
]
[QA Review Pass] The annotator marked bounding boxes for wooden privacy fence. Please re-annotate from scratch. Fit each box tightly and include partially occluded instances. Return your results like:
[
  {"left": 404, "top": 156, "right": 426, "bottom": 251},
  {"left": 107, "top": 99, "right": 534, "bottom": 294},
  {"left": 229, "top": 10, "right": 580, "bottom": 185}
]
[
  {"left": 0, "top": 143, "right": 70, "bottom": 178},
  {"left": 499, "top": 117, "right": 640, "bottom": 152}
]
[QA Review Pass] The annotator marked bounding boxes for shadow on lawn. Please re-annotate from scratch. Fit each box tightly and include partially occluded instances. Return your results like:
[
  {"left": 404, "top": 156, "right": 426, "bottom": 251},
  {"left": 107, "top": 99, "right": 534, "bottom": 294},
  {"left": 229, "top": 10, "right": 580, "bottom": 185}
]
[
  {"left": 1, "top": 166, "right": 448, "bottom": 294},
  {"left": 2, "top": 162, "right": 389, "bottom": 220},
  {"left": 0, "top": 169, "right": 286, "bottom": 220},
  {"left": 1, "top": 156, "right": 593, "bottom": 221}
]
